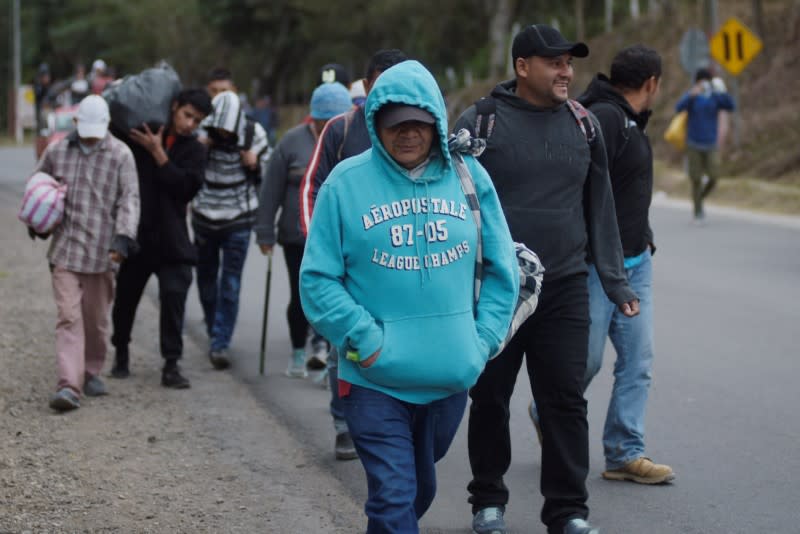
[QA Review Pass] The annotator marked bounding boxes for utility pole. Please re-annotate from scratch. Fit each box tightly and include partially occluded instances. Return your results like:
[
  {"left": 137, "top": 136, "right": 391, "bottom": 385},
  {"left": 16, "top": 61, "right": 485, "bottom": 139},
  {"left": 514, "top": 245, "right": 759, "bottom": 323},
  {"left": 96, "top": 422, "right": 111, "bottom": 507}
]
[{"left": 12, "top": 0, "right": 22, "bottom": 144}]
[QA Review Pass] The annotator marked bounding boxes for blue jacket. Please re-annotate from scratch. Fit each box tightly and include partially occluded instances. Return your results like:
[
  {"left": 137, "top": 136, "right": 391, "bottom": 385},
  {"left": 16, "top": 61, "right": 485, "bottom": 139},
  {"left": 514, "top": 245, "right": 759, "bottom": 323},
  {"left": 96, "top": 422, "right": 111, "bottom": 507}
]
[
  {"left": 676, "top": 88, "right": 735, "bottom": 150},
  {"left": 299, "top": 60, "right": 518, "bottom": 404}
]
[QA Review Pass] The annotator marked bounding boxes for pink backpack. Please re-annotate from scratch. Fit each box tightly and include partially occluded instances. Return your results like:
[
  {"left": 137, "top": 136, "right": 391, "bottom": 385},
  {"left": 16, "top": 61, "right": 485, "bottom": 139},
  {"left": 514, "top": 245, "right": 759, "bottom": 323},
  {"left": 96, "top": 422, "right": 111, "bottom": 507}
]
[{"left": 18, "top": 172, "right": 67, "bottom": 234}]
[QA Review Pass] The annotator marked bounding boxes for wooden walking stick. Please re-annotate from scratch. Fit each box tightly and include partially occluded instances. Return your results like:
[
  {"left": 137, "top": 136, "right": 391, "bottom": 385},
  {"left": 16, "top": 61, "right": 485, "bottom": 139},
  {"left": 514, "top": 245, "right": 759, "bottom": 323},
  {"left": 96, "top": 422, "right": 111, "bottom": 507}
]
[{"left": 259, "top": 253, "right": 273, "bottom": 375}]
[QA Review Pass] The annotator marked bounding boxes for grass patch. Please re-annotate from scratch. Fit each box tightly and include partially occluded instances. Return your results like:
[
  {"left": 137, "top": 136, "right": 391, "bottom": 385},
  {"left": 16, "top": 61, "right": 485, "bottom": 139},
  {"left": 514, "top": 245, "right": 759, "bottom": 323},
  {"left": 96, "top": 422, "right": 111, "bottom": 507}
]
[{"left": 655, "top": 160, "right": 800, "bottom": 216}]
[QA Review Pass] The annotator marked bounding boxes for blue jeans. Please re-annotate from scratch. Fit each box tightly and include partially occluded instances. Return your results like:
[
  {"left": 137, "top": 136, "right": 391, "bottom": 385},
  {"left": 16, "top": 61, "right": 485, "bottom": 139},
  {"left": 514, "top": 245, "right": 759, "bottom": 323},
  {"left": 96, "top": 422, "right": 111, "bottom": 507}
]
[
  {"left": 343, "top": 385, "right": 468, "bottom": 534},
  {"left": 585, "top": 250, "right": 654, "bottom": 470},
  {"left": 195, "top": 228, "right": 251, "bottom": 352}
]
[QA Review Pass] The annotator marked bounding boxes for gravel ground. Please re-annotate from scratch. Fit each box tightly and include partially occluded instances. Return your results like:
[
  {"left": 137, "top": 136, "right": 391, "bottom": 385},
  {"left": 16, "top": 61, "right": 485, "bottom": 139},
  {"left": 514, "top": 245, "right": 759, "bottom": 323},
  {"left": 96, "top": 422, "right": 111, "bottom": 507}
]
[{"left": 0, "top": 196, "right": 362, "bottom": 533}]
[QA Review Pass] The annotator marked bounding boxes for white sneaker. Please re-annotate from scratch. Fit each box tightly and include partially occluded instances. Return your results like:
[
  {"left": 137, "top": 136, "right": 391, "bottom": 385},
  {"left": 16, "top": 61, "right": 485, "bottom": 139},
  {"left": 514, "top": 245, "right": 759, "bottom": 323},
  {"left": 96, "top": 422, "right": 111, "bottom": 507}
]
[{"left": 286, "top": 349, "right": 308, "bottom": 378}]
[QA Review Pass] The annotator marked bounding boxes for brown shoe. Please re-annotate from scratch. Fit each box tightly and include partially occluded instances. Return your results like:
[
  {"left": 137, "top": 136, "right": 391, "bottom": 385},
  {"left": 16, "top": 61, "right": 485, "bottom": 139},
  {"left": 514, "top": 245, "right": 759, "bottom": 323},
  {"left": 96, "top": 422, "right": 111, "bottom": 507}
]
[{"left": 602, "top": 457, "right": 675, "bottom": 484}]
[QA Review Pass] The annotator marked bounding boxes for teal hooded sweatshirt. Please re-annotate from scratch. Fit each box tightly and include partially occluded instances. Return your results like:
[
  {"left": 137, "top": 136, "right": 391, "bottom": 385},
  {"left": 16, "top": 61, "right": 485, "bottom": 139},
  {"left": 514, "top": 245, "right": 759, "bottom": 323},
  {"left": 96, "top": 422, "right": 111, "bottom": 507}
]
[{"left": 299, "top": 60, "right": 518, "bottom": 404}]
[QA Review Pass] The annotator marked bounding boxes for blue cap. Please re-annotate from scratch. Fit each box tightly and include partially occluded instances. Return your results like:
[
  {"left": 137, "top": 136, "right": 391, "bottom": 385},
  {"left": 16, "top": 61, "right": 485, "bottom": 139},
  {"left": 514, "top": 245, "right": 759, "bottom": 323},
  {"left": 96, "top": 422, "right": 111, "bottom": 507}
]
[{"left": 310, "top": 82, "right": 352, "bottom": 120}]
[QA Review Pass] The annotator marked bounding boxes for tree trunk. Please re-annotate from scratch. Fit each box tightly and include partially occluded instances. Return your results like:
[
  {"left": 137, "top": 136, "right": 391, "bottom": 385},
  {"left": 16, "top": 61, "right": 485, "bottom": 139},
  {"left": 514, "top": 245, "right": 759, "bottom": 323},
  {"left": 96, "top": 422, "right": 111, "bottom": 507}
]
[
  {"left": 630, "top": 0, "right": 640, "bottom": 20},
  {"left": 752, "top": 0, "right": 765, "bottom": 48},
  {"left": 792, "top": 0, "right": 800, "bottom": 41},
  {"left": 488, "top": 0, "right": 515, "bottom": 78},
  {"left": 575, "top": 0, "right": 585, "bottom": 41},
  {"left": 605, "top": 0, "right": 614, "bottom": 33}
]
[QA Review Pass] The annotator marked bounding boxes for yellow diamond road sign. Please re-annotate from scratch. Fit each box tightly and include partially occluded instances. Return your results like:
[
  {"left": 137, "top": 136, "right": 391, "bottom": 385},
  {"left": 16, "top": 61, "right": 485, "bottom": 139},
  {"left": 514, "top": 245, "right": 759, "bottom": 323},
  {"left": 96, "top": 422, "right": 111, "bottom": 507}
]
[{"left": 710, "top": 17, "right": 763, "bottom": 76}]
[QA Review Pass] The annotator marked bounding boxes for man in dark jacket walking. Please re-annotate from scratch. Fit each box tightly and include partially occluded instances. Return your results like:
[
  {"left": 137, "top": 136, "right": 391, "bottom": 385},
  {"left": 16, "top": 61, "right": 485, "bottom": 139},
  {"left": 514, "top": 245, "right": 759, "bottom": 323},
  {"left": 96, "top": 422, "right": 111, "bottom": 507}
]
[
  {"left": 255, "top": 82, "right": 352, "bottom": 378},
  {"left": 455, "top": 25, "right": 639, "bottom": 534},
  {"left": 110, "top": 88, "right": 213, "bottom": 388},
  {"left": 298, "top": 49, "right": 408, "bottom": 462},
  {"left": 577, "top": 45, "right": 674, "bottom": 485}
]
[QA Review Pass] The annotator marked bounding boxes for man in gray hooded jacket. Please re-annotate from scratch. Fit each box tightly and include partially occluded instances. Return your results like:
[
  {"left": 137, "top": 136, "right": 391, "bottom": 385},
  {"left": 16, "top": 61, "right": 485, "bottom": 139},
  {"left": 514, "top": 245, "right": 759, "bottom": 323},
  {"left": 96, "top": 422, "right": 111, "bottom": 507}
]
[{"left": 455, "top": 24, "right": 639, "bottom": 534}]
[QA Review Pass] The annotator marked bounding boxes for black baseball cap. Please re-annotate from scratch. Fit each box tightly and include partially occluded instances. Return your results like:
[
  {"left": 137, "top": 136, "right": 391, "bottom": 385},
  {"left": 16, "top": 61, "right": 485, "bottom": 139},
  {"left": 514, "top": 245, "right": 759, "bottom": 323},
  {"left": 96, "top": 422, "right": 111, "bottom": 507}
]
[
  {"left": 377, "top": 104, "right": 436, "bottom": 129},
  {"left": 512, "top": 24, "right": 589, "bottom": 60},
  {"left": 320, "top": 63, "right": 351, "bottom": 86}
]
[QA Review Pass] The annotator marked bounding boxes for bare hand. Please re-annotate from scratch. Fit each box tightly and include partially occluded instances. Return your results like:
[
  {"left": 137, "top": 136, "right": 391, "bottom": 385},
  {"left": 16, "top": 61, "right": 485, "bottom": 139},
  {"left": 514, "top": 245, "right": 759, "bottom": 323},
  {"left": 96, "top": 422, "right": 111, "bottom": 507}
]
[
  {"left": 240, "top": 149, "right": 257, "bottom": 170},
  {"left": 129, "top": 124, "right": 168, "bottom": 165},
  {"left": 109, "top": 251, "right": 123, "bottom": 264},
  {"left": 619, "top": 299, "right": 640, "bottom": 317},
  {"left": 359, "top": 349, "right": 381, "bottom": 369},
  {"left": 689, "top": 81, "right": 706, "bottom": 97},
  {"left": 259, "top": 244, "right": 273, "bottom": 256}
]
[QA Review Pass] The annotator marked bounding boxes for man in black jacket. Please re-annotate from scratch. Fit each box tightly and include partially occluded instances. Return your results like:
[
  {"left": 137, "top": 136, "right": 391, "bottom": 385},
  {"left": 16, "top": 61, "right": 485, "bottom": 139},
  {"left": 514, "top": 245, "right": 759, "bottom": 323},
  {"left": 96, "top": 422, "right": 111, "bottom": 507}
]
[
  {"left": 455, "top": 25, "right": 638, "bottom": 534},
  {"left": 110, "top": 89, "right": 212, "bottom": 388},
  {"left": 577, "top": 45, "right": 674, "bottom": 485}
]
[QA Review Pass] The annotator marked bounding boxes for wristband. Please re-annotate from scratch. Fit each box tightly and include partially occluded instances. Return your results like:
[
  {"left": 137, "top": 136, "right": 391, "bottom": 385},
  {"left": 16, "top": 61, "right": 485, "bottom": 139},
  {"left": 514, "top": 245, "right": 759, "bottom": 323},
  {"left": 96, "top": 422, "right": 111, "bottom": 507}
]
[{"left": 345, "top": 350, "right": 360, "bottom": 362}]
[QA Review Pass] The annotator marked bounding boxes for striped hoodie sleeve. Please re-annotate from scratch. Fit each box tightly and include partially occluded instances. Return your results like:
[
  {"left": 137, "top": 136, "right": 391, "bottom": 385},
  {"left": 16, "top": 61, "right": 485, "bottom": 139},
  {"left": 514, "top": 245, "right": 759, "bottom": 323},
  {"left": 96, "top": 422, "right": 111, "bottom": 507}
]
[{"left": 298, "top": 113, "right": 347, "bottom": 236}]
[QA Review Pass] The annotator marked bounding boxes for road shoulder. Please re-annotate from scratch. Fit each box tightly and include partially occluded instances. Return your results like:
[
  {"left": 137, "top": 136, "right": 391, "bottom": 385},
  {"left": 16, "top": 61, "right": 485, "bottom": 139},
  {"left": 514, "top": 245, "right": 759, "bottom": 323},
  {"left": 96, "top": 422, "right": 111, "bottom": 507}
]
[{"left": 0, "top": 195, "right": 362, "bottom": 532}]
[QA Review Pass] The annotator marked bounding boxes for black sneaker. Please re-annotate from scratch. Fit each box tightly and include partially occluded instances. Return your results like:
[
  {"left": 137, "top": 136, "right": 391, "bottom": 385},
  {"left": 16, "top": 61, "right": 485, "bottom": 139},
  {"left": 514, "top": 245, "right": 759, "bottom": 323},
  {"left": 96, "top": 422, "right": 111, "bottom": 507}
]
[
  {"left": 334, "top": 432, "right": 358, "bottom": 461},
  {"left": 162, "top": 365, "right": 191, "bottom": 389},
  {"left": 209, "top": 348, "right": 230, "bottom": 370},
  {"left": 110, "top": 361, "right": 130, "bottom": 379},
  {"left": 306, "top": 341, "right": 328, "bottom": 371},
  {"left": 110, "top": 348, "right": 130, "bottom": 379},
  {"left": 562, "top": 518, "right": 600, "bottom": 534}
]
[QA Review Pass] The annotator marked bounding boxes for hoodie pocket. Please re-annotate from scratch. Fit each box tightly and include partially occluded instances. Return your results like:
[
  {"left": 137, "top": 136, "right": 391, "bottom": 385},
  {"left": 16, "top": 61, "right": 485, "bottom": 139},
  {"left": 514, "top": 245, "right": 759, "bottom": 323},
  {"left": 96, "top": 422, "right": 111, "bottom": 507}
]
[{"left": 359, "top": 311, "right": 487, "bottom": 393}]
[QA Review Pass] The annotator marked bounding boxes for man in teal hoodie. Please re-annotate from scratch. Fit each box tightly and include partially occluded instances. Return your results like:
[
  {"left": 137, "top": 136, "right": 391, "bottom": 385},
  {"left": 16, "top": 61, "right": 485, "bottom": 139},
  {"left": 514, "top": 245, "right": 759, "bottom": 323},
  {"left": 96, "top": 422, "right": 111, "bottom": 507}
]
[{"left": 299, "top": 60, "right": 518, "bottom": 533}]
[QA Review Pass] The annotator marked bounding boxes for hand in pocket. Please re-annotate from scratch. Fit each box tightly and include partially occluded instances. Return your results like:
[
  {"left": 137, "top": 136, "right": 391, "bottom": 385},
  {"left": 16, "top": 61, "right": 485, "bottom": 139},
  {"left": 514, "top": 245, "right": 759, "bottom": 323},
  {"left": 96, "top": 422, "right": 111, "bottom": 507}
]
[{"left": 359, "top": 349, "right": 381, "bottom": 369}]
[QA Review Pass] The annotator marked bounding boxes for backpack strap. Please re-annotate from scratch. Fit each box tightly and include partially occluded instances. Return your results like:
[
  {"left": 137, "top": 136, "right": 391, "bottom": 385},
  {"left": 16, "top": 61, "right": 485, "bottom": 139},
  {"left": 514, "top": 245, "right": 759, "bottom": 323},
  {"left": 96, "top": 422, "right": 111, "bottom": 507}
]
[
  {"left": 474, "top": 96, "right": 496, "bottom": 140},
  {"left": 590, "top": 101, "right": 632, "bottom": 163},
  {"left": 452, "top": 153, "right": 483, "bottom": 307},
  {"left": 565, "top": 99, "right": 597, "bottom": 146}
]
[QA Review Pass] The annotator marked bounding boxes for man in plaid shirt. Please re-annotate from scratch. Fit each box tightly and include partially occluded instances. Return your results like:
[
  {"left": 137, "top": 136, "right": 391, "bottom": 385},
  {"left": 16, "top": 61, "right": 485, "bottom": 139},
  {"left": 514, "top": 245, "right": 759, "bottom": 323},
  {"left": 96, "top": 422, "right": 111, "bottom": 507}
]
[{"left": 32, "top": 95, "right": 140, "bottom": 412}]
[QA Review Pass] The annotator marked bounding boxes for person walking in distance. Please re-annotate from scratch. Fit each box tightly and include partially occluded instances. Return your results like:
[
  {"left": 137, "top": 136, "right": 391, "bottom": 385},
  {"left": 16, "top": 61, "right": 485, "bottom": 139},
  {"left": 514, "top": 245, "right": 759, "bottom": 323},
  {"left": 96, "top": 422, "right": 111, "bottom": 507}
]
[
  {"left": 455, "top": 24, "right": 639, "bottom": 534},
  {"left": 31, "top": 95, "right": 139, "bottom": 411},
  {"left": 675, "top": 67, "right": 735, "bottom": 222},
  {"left": 298, "top": 48, "right": 408, "bottom": 461},
  {"left": 109, "top": 89, "right": 213, "bottom": 388},
  {"left": 254, "top": 82, "right": 352, "bottom": 378},
  {"left": 577, "top": 44, "right": 674, "bottom": 484}
]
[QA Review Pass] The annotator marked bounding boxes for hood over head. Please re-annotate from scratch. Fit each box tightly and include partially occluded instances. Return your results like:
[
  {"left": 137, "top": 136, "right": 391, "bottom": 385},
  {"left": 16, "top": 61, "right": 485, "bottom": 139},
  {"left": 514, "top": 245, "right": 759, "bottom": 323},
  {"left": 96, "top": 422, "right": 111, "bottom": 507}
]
[
  {"left": 365, "top": 60, "right": 451, "bottom": 176},
  {"left": 205, "top": 90, "right": 247, "bottom": 144}
]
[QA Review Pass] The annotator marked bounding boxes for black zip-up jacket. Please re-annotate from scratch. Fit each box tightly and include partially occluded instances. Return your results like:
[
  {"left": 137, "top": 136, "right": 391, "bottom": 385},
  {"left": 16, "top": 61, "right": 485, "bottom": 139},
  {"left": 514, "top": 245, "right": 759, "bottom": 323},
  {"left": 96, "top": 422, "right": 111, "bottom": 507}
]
[
  {"left": 454, "top": 80, "right": 636, "bottom": 307},
  {"left": 578, "top": 74, "right": 654, "bottom": 258},
  {"left": 114, "top": 127, "right": 207, "bottom": 264}
]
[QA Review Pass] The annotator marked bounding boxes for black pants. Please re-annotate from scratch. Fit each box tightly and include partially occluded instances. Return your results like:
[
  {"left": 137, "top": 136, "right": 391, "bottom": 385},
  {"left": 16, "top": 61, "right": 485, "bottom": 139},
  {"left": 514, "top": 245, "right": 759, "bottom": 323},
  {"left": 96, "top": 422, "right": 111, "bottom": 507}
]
[
  {"left": 111, "top": 253, "right": 193, "bottom": 360},
  {"left": 282, "top": 243, "right": 310, "bottom": 350},
  {"left": 467, "top": 273, "right": 590, "bottom": 533}
]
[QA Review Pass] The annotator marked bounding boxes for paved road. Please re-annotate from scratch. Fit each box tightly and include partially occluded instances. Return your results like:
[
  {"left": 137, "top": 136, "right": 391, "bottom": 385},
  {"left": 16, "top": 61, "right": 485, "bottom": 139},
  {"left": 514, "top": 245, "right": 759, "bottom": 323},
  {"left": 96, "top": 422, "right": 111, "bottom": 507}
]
[{"left": 4, "top": 145, "right": 800, "bottom": 533}]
